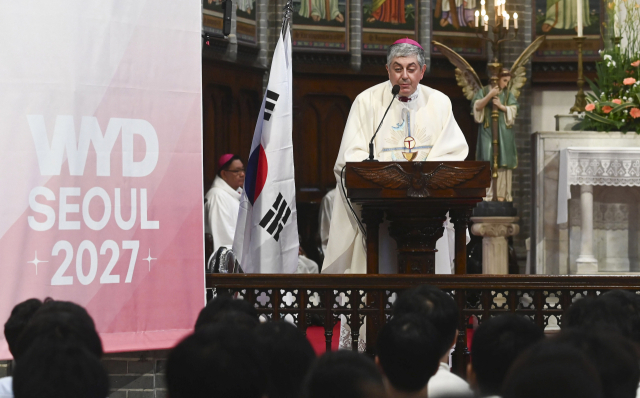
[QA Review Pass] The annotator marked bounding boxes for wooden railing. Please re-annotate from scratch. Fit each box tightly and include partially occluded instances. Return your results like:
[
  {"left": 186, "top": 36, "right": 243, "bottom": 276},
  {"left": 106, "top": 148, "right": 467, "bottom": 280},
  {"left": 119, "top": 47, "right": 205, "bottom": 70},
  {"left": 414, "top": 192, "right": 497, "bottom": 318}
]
[{"left": 206, "top": 274, "right": 640, "bottom": 376}]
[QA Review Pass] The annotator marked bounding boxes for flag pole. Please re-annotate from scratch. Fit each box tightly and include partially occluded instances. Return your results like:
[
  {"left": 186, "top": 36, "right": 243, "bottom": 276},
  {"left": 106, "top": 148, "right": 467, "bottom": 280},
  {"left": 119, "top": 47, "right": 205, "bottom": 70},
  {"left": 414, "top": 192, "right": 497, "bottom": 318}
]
[{"left": 281, "top": 0, "right": 294, "bottom": 38}]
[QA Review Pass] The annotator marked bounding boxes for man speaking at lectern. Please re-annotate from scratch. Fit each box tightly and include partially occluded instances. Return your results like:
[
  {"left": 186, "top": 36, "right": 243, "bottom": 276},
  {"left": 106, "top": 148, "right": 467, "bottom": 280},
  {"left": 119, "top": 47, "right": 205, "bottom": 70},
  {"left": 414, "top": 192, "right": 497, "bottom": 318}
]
[{"left": 321, "top": 38, "right": 469, "bottom": 275}]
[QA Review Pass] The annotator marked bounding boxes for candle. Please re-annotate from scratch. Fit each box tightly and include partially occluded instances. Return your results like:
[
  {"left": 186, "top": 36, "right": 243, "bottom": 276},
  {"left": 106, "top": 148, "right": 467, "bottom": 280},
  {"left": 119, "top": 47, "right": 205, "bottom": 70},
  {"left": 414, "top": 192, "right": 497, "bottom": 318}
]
[
  {"left": 513, "top": 12, "right": 518, "bottom": 29},
  {"left": 475, "top": 10, "right": 480, "bottom": 27},
  {"left": 481, "top": 0, "right": 486, "bottom": 14},
  {"left": 504, "top": 12, "right": 510, "bottom": 29},
  {"left": 576, "top": 0, "right": 583, "bottom": 36},
  {"left": 614, "top": 12, "right": 620, "bottom": 37},
  {"left": 484, "top": 14, "right": 489, "bottom": 30}
]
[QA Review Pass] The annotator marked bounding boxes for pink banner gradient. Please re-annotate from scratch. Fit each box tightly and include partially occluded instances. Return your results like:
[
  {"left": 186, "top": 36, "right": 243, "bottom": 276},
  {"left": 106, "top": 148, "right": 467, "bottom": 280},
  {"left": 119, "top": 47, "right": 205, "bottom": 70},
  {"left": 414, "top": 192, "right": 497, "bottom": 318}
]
[{"left": 0, "top": 1, "right": 204, "bottom": 359}]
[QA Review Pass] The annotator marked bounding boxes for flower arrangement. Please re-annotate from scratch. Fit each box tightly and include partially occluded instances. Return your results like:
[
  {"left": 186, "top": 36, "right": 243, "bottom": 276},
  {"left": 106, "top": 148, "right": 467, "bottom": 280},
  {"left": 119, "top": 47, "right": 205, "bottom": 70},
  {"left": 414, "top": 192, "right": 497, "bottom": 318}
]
[{"left": 582, "top": 0, "right": 640, "bottom": 133}]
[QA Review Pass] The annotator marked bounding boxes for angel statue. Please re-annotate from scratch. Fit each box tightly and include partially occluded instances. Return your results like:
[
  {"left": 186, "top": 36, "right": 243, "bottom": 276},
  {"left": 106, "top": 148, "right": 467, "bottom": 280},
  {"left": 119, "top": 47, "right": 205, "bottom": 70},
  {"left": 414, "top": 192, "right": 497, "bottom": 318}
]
[{"left": 433, "top": 36, "right": 545, "bottom": 202}]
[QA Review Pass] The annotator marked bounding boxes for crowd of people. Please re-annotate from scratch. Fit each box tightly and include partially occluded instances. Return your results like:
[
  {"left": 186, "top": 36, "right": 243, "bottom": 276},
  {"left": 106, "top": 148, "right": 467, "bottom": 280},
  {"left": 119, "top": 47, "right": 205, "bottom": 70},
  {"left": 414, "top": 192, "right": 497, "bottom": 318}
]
[{"left": 2, "top": 286, "right": 640, "bottom": 398}]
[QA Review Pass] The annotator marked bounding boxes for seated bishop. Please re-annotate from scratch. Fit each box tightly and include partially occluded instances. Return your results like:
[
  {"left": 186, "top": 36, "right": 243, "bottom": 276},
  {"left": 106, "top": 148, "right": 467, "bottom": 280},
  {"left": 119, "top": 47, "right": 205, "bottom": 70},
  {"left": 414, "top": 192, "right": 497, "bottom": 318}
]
[{"left": 321, "top": 38, "right": 469, "bottom": 275}]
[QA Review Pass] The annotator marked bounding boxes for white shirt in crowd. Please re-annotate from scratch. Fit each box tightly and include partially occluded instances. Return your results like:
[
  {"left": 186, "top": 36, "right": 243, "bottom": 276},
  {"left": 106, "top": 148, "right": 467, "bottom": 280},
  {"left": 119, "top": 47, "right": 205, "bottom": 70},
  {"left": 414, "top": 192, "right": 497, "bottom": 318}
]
[
  {"left": 428, "top": 362, "right": 473, "bottom": 398},
  {"left": 0, "top": 376, "right": 13, "bottom": 398},
  {"left": 204, "top": 176, "right": 242, "bottom": 253}
]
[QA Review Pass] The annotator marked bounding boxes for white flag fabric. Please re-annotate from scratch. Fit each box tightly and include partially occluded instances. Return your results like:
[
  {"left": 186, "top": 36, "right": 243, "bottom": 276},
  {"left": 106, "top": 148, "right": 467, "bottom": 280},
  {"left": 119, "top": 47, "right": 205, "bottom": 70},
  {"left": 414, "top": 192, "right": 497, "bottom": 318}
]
[{"left": 233, "top": 31, "right": 299, "bottom": 273}]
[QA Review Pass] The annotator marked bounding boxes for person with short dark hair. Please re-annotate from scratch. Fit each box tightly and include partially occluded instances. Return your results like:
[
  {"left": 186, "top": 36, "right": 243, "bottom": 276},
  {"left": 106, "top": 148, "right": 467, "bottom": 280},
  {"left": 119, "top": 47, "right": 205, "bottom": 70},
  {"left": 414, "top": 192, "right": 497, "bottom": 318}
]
[
  {"left": 194, "top": 293, "right": 259, "bottom": 330},
  {"left": 597, "top": 290, "right": 640, "bottom": 344},
  {"left": 503, "top": 339, "right": 603, "bottom": 398},
  {"left": 167, "top": 323, "right": 267, "bottom": 398},
  {"left": 302, "top": 350, "right": 386, "bottom": 398},
  {"left": 376, "top": 315, "right": 441, "bottom": 398},
  {"left": 468, "top": 314, "right": 544, "bottom": 397},
  {"left": 3, "top": 299, "right": 43, "bottom": 359},
  {"left": 15, "top": 304, "right": 103, "bottom": 361},
  {"left": 1, "top": 299, "right": 44, "bottom": 397},
  {"left": 393, "top": 285, "right": 472, "bottom": 397},
  {"left": 553, "top": 330, "right": 639, "bottom": 398},
  {"left": 204, "top": 154, "right": 245, "bottom": 252},
  {"left": 12, "top": 339, "right": 109, "bottom": 398},
  {"left": 254, "top": 321, "right": 316, "bottom": 398},
  {"left": 562, "top": 295, "right": 634, "bottom": 340}
]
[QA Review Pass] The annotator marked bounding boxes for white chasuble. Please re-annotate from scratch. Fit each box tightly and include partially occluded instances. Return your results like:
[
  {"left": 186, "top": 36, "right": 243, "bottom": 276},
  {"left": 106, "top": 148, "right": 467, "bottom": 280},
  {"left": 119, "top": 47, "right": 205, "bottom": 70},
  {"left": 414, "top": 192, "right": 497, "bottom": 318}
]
[
  {"left": 321, "top": 81, "right": 469, "bottom": 275},
  {"left": 205, "top": 176, "right": 242, "bottom": 253}
]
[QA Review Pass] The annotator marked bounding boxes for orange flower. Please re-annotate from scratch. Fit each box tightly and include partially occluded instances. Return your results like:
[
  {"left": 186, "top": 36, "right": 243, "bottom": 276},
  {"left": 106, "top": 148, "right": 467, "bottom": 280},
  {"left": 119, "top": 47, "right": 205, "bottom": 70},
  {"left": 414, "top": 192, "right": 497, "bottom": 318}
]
[
  {"left": 585, "top": 103, "right": 596, "bottom": 111},
  {"left": 623, "top": 77, "right": 637, "bottom": 85},
  {"left": 602, "top": 106, "right": 613, "bottom": 113},
  {"left": 630, "top": 108, "right": 640, "bottom": 118},
  {"left": 612, "top": 99, "right": 622, "bottom": 104},
  {"left": 632, "top": 60, "right": 640, "bottom": 67}
]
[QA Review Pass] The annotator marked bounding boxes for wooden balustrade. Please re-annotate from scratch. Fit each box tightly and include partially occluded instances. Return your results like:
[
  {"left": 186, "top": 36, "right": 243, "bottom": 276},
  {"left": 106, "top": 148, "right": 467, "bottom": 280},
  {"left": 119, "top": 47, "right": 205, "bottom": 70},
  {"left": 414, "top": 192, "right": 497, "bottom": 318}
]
[{"left": 206, "top": 274, "right": 640, "bottom": 376}]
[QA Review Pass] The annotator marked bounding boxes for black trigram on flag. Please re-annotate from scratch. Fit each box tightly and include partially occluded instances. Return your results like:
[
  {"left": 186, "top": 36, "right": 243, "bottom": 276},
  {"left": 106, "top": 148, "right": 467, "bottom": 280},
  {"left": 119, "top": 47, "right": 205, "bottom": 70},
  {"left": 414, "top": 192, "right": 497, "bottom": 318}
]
[
  {"left": 259, "top": 193, "right": 291, "bottom": 242},
  {"left": 263, "top": 90, "right": 280, "bottom": 121}
]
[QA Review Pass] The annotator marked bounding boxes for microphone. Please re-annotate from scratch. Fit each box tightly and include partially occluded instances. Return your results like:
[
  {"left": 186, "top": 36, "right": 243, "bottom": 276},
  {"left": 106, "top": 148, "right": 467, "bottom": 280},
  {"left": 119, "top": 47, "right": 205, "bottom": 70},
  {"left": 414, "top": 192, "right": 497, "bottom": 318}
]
[{"left": 364, "top": 84, "right": 401, "bottom": 162}]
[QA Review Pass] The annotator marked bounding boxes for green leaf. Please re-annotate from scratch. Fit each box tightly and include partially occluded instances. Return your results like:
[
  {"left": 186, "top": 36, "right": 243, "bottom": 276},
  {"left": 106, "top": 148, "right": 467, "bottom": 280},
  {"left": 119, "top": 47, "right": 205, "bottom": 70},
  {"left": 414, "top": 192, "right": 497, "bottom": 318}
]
[
  {"left": 612, "top": 103, "right": 636, "bottom": 113},
  {"left": 585, "top": 112, "right": 619, "bottom": 126},
  {"left": 585, "top": 77, "right": 601, "bottom": 97}
]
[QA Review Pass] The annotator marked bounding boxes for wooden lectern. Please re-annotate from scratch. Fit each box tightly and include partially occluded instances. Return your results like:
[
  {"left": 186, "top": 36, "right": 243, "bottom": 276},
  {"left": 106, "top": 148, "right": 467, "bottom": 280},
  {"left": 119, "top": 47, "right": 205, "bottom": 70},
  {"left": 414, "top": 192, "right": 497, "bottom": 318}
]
[{"left": 345, "top": 161, "right": 491, "bottom": 274}]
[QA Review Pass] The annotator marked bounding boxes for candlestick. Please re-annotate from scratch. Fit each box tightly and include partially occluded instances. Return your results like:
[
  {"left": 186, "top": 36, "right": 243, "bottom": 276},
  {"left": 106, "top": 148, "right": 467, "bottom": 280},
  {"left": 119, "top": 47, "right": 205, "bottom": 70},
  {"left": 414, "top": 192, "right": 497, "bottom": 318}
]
[
  {"left": 513, "top": 12, "right": 518, "bottom": 29},
  {"left": 576, "top": 0, "right": 583, "bottom": 36},
  {"left": 484, "top": 14, "right": 489, "bottom": 30},
  {"left": 475, "top": 10, "right": 480, "bottom": 27},
  {"left": 570, "top": 37, "right": 587, "bottom": 113}
]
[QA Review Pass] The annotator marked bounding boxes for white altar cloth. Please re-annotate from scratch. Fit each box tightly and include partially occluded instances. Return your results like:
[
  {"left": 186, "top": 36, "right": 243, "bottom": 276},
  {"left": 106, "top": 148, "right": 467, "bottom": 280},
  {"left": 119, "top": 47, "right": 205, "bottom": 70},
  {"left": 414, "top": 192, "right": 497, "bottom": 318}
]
[{"left": 558, "top": 147, "right": 640, "bottom": 224}]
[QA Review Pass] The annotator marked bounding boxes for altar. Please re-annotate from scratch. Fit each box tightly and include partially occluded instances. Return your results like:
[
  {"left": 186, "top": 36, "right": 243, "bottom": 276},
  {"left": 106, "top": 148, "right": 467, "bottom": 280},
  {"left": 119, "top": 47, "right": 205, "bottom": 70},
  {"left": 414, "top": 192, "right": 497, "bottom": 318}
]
[{"left": 532, "top": 130, "right": 640, "bottom": 275}]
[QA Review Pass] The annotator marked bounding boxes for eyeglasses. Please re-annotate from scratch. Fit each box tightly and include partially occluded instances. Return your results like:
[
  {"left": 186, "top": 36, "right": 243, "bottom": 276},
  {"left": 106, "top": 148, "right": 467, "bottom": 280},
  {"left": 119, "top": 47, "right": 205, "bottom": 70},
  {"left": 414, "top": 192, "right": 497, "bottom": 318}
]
[{"left": 225, "top": 169, "right": 245, "bottom": 174}]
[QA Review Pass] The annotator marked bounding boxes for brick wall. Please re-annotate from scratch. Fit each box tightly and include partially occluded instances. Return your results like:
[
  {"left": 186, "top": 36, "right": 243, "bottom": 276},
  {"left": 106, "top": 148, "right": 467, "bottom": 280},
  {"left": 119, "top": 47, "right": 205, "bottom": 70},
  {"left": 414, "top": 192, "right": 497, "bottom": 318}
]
[{"left": 0, "top": 351, "right": 169, "bottom": 398}]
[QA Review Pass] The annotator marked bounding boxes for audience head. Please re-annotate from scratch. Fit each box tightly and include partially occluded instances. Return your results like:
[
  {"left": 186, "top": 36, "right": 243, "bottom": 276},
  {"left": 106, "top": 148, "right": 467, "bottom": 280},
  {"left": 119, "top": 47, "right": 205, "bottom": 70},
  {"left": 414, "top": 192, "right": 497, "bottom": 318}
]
[
  {"left": 167, "top": 323, "right": 267, "bottom": 398},
  {"left": 194, "top": 293, "right": 259, "bottom": 331},
  {"left": 553, "top": 329, "right": 640, "bottom": 398},
  {"left": 392, "top": 285, "right": 458, "bottom": 358},
  {"left": 601, "top": 290, "right": 640, "bottom": 344},
  {"left": 302, "top": 350, "right": 386, "bottom": 398},
  {"left": 376, "top": 314, "right": 440, "bottom": 394},
  {"left": 4, "top": 298, "right": 43, "bottom": 359},
  {"left": 503, "top": 339, "right": 603, "bottom": 398},
  {"left": 15, "top": 300, "right": 103, "bottom": 361},
  {"left": 254, "top": 321, "right": 316, "bottom": 398},
  {"left": 13, "top": 339, "right": 109, "bottom": 398},
  {"left": 469, "top": 314, "right": 544, "bottom": 396},
  {"left": 563, "top": 295, "right": 633, "bottom": 339}
]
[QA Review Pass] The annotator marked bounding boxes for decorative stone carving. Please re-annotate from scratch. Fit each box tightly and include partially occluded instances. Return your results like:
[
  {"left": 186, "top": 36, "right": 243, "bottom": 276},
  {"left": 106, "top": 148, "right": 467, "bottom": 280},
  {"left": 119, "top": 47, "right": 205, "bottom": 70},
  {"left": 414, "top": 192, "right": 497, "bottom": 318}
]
[{"left": 471, "top": 216, "right": 519, "bottom": 274}]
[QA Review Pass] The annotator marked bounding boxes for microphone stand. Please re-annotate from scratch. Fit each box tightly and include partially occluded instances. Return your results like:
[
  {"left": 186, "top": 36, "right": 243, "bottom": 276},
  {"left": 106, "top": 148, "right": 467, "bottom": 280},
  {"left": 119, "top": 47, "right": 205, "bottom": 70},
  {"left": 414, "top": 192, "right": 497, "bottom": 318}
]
[{"left": 364, "top": 85, "right": 400, "bottom": 162}]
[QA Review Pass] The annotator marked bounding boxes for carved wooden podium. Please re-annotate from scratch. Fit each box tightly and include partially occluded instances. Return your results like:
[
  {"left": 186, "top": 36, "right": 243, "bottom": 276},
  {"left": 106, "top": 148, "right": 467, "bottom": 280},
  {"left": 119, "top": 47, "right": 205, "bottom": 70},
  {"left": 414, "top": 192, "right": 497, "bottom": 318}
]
[{"left": 345, "top": 161, "right": 491, "bottom": 274}]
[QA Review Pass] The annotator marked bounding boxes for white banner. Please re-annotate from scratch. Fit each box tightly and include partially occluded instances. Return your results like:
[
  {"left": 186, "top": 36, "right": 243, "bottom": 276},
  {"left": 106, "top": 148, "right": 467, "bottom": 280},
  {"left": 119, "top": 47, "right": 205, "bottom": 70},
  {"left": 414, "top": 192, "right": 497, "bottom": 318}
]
[{"left": 0, "top": 0, "right": 204, "bottom": 358}]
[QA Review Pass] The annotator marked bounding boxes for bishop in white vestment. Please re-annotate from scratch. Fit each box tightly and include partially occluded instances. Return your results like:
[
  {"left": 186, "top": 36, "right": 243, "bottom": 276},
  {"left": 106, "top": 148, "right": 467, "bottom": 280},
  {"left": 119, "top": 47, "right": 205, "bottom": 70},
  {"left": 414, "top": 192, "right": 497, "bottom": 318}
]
[
  {"left": 205, "top": 154, "right": 245, "bottom": 253},
  {"left": 321, "top": 38, "right": 469, "bottom": 276}
]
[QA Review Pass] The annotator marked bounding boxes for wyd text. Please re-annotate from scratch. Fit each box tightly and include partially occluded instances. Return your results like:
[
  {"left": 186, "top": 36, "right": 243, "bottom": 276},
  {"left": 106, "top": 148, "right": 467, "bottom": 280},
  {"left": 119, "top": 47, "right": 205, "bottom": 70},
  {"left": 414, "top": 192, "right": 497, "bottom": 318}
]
[{"left": 27, "top": 116, "right": 161, "bottom": 285}]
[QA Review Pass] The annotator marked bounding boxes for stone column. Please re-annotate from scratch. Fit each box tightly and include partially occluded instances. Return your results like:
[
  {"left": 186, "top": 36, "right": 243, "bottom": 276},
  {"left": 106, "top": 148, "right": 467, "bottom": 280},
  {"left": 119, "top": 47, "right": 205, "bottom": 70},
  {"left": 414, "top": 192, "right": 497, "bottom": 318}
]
[
  {"left": 576, "top": 185, "right": 598, "bottom": 274},
  {"left": 470, "top": 217, "right": 519, "bottom": 274}
]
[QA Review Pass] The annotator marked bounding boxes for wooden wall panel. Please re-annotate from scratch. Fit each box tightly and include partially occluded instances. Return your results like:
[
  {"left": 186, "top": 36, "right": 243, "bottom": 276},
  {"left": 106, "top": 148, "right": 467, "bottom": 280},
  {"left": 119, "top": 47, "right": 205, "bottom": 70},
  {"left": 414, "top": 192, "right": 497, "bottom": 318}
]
[{"left": 202, "top": 60, "right": 264, "bottom": 190}]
